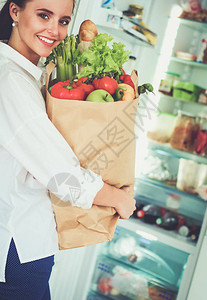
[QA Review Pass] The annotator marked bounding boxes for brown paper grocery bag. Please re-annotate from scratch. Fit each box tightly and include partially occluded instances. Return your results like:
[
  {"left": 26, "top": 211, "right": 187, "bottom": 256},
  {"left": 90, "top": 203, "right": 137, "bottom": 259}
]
[{"left": 46, "top": 62, "right": 139, "bottom": 250}]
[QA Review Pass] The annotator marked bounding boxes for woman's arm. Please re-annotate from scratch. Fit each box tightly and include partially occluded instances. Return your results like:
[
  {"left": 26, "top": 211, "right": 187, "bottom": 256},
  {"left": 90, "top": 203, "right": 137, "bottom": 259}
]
[
  {"left": 93, "top": 183, "right": 136, "bottom": 219},
  {"left": 0, "top": 70, "right": 103, "bottom": 209}
]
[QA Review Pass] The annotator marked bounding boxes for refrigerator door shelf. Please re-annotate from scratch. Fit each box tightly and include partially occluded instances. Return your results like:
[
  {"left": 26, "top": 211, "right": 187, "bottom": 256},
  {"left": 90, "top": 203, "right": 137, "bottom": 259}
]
[{"left": 90, "top": 255, "right": 177, "bottom": 300}]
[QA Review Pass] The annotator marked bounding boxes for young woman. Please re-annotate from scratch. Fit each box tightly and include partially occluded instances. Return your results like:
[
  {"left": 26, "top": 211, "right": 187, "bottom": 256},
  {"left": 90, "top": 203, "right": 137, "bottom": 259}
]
[{"left": 0, "top": 0, "right": 136, "bottom": 299}]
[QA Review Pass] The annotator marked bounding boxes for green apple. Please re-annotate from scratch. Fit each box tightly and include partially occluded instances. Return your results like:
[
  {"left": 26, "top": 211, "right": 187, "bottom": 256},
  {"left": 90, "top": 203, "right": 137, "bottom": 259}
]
[{"left": 86, "top": 89, "right": 114, "bottom": 103}]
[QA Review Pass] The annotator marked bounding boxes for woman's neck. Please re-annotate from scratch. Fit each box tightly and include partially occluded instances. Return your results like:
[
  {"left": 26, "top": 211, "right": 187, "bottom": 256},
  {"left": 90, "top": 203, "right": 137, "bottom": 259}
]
[{"left": 8, "top": 32, "right": 40, "bottom": 66}]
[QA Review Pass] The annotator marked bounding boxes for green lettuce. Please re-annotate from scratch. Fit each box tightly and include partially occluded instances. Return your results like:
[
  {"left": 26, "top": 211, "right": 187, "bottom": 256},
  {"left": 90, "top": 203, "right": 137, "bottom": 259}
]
[{"left": 75, "top": 33, "right": 131, "bottom": 79}]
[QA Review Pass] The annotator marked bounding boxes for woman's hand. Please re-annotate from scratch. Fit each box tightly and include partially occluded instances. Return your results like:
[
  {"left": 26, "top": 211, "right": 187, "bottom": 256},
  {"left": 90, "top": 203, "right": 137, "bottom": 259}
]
[
  {"left": 115, "top": 186, "right": 136, "bottom": 219},
  {"left": 93, "top": 183, "right": 136, "bottom": 219}
]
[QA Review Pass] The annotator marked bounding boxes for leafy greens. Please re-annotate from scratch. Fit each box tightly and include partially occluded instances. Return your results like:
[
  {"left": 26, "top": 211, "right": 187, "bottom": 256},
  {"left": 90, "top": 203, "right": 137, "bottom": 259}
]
[{"left": 75, "top": 33, "right": 131, "bottom": 79}]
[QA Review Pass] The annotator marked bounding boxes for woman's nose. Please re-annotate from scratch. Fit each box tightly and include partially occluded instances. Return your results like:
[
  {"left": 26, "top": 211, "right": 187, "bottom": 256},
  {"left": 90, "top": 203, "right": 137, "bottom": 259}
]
[{"left": 47, "top": 20, "right": 59, "bottom": 36}]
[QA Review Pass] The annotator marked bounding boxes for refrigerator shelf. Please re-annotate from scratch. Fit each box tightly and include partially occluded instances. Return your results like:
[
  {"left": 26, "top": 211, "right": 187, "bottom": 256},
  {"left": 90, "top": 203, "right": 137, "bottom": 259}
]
[
  {"left": 159, "top": 92, "right": 207, "bottom": 107},
  {"left": 118, "top": 218, "right": 196, "bottom": 254},
  {"left": 170, "top": 56, "right": 207, "bottom": 68},
  {"left": 97, "top": 24, "right": 154, "bottom": 47},
  {"left": 134, "top": 177, "right": 206, "bottom": 222},
  {"left": 178, "top": 18, "right": 207, "bottom": 31},
  {"left": 147, "top": 140, "right": 207, "bottom": 165},
  {"left": 137, "top": 175, "right": 205, "bottom": 202}
]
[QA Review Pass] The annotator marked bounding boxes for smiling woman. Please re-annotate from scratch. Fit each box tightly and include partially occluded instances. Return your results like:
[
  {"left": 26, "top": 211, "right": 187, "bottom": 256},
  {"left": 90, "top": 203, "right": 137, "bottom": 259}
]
[
  {"left": 0, "top": 0, "right": 136, "bottom": 299},
  {"left": 0, "top": 0, "right": 75, "bottom": 64}
]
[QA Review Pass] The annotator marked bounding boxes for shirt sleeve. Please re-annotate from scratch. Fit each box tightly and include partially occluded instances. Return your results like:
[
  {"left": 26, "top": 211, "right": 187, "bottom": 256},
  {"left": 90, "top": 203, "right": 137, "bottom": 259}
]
[{"left": 0, "top": 70, "right": 104, "bottom": 209}]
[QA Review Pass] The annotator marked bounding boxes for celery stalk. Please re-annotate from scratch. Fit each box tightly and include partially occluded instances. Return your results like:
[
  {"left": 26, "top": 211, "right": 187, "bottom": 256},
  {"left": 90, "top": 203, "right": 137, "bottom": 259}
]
[
  {"left": 45, "top": 34, "right": 79, "bottom": 82},
  {"left": 57, "top": 56, "right": 66, "bottom": 82}
]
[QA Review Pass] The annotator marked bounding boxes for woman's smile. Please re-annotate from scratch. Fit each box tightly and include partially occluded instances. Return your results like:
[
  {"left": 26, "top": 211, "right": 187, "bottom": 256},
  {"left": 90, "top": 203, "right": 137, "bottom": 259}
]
[{"left": 37, "top": 35, "right": 56, "bottom": 46}]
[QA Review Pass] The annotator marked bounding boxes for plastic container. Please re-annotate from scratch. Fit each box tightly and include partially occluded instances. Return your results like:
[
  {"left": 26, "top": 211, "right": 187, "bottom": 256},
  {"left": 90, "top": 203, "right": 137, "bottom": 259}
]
[
  {"left": 169, "top": 111, "right": 199, "bottom": 152},
  {"left": 92, "top": 255, "right": 178, "bottom": 300},
  {"left": 176, "top": 158, "right": 207, "bottom": 194},
  {"left": 173, "top": 82, "right": 203, "bottom": 102},
  {"left": 147, "top": 112, "right": 176, "bottom": 143},
  {"left": 159, "top": 72, "right": 180, "bottom": 96}
]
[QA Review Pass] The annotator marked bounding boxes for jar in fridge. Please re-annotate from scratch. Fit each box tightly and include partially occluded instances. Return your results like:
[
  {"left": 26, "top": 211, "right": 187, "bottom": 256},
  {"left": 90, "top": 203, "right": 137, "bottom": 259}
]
[
  {"left": 176, "top": 158, "right": 207, "bottom": 194},
  {"left": 159, "top": 72, "right": 180, "bottom": 96},
  {"left": 196, "top": 113, "right": 207, "bottom": 156},
  {"left": 147, "top": 112, "right": 176, "bottom": 143},
  {"left": 169, "top": 111, "right": 199, "bottom": 152}
]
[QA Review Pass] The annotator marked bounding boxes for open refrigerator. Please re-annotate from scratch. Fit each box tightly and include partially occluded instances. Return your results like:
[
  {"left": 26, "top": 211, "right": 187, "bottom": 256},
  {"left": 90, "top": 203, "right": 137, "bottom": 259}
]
[{"left": 49, "top": 0, "right": 207, "bottom": 299}]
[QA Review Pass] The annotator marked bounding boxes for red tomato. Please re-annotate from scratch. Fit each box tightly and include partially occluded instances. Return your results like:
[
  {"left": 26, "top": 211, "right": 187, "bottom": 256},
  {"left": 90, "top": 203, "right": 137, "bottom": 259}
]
[{"left": 93, "top": 76, "right": 118, "bottom": 95}]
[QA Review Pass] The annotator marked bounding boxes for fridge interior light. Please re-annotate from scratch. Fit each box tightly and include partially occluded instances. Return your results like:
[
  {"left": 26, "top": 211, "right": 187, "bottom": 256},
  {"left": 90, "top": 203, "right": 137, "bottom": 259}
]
[{"left": 136, "top": 229, "right": 158, "bottom": 241}]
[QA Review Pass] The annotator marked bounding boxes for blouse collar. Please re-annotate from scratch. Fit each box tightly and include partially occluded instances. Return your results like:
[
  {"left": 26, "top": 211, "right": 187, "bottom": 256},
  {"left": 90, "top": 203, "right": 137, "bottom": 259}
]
[{"left": 0, "top": 41, "right": 43, "bottom": 81}]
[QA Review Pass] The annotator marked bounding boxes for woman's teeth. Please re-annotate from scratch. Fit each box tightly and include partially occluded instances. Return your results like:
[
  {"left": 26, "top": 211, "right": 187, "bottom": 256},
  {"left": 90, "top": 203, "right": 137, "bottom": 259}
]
[{"left": 38, "top": 36, "right": 54, "bottom": 44}]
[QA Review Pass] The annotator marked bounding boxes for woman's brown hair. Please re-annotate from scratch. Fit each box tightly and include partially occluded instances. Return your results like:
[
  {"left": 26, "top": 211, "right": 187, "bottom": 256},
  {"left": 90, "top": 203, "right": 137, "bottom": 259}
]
[{"left": 0, "top": 0, "right": 76, "bottom": 40}]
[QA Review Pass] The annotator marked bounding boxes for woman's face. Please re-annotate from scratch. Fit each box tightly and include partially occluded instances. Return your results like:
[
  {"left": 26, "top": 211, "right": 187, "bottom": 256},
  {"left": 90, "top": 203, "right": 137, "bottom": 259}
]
[{"left": 10, "top": 0, "right": 73, "bottom": 64}]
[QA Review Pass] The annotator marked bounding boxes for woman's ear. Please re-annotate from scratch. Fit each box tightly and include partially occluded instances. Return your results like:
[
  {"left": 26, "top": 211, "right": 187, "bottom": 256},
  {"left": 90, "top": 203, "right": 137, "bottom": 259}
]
[{"left": 9, "top": 2, "right": 21, "bottom": 23}]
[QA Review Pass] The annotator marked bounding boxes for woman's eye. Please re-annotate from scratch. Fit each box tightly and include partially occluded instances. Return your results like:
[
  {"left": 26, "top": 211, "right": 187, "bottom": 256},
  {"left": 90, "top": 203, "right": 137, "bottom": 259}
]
[
  {"left": 38, "top": 13, "right": 49, "bottom": 20},
  {"left": 59, "top": 19, "right": 69, "bottom": 25}
]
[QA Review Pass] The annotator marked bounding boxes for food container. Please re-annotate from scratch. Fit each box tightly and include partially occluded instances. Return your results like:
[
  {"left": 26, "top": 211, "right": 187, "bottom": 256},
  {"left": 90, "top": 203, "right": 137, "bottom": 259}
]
[
  {"left": 129, "top": 4, "right": 144, "bottom": 19},
  {"left": 147, "top": 112, "right": 176, "bottom": 143},
  {"left": 159, "top": 72, "right": 180, "bottom": 96},
  {"left": 169, "top": 111, "right": 199, "bottom": 152},
  {"left": 176, "top": 159, "right": 207, "bottom": 194},
  {"left": 172, "top": 81, "right": 203, "bottom": 102},
  {"left": 198, "top": 89, "right": 207, "bottom": 104},
  {"left": 175, "top": 51, "right": 197, "bottom": 61},
  {"left": 196, "top": 113, "right": 207, "bottom": 155}
]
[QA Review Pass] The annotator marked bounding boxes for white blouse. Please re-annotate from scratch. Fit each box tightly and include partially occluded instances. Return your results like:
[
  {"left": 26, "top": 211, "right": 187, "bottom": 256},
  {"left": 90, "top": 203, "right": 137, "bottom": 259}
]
[{"left": 0, "top": 42, "right": 104, "bottom": 282}]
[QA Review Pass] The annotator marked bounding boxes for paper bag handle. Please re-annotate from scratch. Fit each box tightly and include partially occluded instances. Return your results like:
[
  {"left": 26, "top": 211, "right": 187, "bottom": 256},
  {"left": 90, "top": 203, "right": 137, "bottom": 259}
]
[
  {"left": 45, "top": 61, "right": 56, "bottom": 90},
  {"left": 131, "top": 69, "right": 139, "bottom": 98}
]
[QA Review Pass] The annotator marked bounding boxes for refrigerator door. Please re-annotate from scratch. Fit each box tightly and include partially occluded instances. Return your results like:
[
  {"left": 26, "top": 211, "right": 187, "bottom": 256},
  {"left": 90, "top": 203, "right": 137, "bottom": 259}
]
[{"left": 187, "top": 232, "right": 207, "bottom": 300}]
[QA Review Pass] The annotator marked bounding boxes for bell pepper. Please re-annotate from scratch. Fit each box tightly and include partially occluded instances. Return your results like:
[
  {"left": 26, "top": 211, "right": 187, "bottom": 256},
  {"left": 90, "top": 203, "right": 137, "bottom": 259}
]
[
  {"left": 93, "top": 76, "right": 118, "bottom": 95},
  {"left": 72, "top": 77, "right": 94, "bottom": 97},
  {"left": 119, "top": 74, "right": 135, "bottom": 90},
  {"left": 73, "top": 77, "right": 89, "bottom": 87},
  {"left": 115, "top": 83, "right": 135, "bottom": 101},
  {"left": 120, "top": 67, "right": 126, "bottom": 75},
  {"left": 51, "top": 81, "right": 86, "bottom": 100}
]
